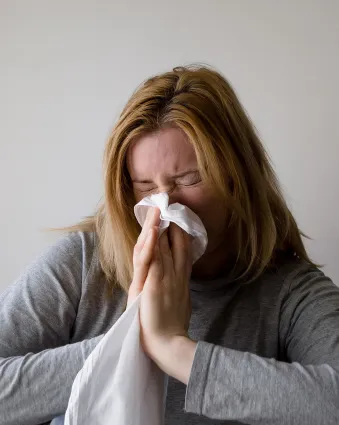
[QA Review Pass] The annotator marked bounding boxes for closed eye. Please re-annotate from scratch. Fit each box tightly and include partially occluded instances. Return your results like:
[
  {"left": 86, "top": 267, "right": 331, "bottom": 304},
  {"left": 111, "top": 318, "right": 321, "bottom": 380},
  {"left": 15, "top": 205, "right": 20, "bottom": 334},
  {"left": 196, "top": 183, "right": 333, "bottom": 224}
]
[
  {"left": 177, "top": 180, "right": 201, "bottom": 187},
  {"left": 137, "top": 187, "right": 156, "bottom": 193},
  {"left": 134, "top": 171, "right": 202, "bottom": 193},
  {"left": 176, "top": 172, "right": 202, "bottom": 186}
]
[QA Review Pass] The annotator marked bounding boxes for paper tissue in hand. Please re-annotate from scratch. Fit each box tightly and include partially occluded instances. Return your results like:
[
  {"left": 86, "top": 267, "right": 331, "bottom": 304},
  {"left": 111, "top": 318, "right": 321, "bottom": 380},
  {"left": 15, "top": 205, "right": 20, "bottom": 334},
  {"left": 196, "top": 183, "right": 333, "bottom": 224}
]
[
  {"left": 134, "top": 192, "right": 208, "bottom": 263},
  {"left": 64, "top": 192, "right": 208, "bottom": 425}
]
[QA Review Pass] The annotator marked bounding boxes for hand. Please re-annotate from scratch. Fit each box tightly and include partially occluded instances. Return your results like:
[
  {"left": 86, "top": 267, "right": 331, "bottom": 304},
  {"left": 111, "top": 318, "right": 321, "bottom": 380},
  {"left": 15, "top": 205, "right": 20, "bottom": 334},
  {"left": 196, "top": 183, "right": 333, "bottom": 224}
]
[
  {"left": 128, "top": 207, "right": 161, "bottom": 307},
  {"left": 139, "top": 223, "right": 197, "bottom": 384}
]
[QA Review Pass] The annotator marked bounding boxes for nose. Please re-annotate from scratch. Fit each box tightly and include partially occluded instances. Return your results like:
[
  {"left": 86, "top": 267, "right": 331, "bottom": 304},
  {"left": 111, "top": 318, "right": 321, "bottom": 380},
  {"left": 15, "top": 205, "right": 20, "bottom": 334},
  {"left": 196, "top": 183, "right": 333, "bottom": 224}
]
[
  {"left": 157, "top": 183, "right": 185, "bottom": 206},
  {"left": 166, "top": 187, "right": 184, "bottom": 206}
]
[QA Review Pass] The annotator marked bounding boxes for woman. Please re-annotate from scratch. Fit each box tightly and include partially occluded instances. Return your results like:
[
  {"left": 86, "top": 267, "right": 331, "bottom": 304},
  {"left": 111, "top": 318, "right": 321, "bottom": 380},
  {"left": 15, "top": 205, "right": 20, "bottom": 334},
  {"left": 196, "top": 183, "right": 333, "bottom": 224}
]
[{"left": 1, "top": 65, "right": 338, "bottom": 425}]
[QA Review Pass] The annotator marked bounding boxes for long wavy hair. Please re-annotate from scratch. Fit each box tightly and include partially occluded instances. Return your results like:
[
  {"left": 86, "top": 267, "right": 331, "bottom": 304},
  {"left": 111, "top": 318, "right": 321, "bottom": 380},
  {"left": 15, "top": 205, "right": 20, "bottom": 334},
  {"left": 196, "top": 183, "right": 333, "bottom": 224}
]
[{"left": 65, "top": 65, "right": 314, "bottom": 292}]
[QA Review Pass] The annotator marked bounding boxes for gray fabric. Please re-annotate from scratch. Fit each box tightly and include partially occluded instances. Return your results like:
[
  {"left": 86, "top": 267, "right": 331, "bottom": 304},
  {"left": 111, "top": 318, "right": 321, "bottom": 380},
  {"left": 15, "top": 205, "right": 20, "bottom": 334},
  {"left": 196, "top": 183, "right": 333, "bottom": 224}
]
[{"left": 0, "top": 232, "right": 338, "bottom": 425}]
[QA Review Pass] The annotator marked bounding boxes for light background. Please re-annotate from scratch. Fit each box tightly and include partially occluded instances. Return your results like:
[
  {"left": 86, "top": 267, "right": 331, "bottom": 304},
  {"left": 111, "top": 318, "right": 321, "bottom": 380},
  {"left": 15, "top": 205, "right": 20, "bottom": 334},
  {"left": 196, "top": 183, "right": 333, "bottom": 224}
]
[{"left": 1, "top": 0, "right": 338, "bottom": 291}]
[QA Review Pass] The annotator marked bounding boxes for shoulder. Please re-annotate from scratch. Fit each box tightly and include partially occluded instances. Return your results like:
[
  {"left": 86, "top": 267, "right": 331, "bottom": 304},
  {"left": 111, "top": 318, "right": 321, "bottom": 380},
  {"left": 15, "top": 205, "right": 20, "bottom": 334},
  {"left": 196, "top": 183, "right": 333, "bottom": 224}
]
[
  {"left": 273, "top": 260, "right": 339, "bottom": 365},
  {"left": 276, "top": 259, "right": 336, "bottom": 297},
  {"left": 271, "top": 259, "right": 339, "bottom": 323},
  {"left": 44, "top": 230, "right": 96, "bottom": 257},
  {"left": 35, "top": 231, "right": 97, "bottom": 271},
  {"left": 2, "top": 231, "right": 99, "bottom": 301},
  {"left": 264, "top": 257, "right": 335, "bottom": 294},
  {"left": 255, "top": 258, "right": 338, "bottom": 312},
  {"left": 0, "top": 231, "right": 101, "bottom": 356}
]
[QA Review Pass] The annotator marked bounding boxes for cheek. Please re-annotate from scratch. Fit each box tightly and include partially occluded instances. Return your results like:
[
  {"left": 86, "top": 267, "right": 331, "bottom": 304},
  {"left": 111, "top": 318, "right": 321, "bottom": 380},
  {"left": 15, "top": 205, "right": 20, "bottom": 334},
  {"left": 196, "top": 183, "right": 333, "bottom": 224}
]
[
  {"left": 182, "top": 189, "right": 227, "bottom": 238},
  {"left": 178, "top": 189, "right": 217, "bottom": 224},
  {"left": 134, "top": 191, "right": 143, "bottom": 203},
  {"left": 133, "top": 187, "right": 148, "bottom": 203}
]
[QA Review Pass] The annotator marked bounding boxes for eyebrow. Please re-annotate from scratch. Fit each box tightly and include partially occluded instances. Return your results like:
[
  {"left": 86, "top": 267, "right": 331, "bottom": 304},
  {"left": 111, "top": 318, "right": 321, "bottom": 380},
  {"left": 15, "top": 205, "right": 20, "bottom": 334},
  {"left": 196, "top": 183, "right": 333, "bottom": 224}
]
[{"left": 131, "top": 169, "right": 199, "bottom": 183}]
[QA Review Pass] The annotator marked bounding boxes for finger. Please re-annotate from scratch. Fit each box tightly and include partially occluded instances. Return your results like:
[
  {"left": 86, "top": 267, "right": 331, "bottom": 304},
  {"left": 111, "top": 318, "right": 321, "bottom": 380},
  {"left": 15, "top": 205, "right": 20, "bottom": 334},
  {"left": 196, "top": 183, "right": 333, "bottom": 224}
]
[
  {"left": 129, "top": 226, "right": 158, "bottom": 301},
  {"left": 134, "top": 207, "right": 160, "bottom": 262},
  {"left": 145, "top": 238, "right": 163, "bottom": 289},
  {"left": 137, "top": 207, "right": 161, "bottom": 248},
  {"left": 169, "top": 223, "right": 192, "bottom": 279},
  {"left": 158, "top": 229, "right": 174, "bottom": 279}
]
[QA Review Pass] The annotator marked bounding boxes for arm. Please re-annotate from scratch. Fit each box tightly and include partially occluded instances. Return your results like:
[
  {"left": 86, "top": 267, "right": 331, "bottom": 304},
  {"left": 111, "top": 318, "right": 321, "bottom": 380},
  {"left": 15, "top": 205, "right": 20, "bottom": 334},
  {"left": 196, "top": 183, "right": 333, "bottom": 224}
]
[
  {"left": 182, "top": 266, "right": 339, "bottom": 424},
  {"left": 136, "top": 225, "right": 339, "bottom": 423},
  {"left": 0, "top": 232, "right": 103, "bottom": 425}
]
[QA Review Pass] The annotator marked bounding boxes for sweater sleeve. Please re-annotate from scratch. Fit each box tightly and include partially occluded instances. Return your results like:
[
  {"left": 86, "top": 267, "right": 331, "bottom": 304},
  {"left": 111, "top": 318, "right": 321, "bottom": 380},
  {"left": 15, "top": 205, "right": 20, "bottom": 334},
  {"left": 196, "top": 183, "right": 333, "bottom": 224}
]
[
  {"left": 0, "top": 232, "right": 103, "bottom": 425},
  {"left": 185, "top": 266, "right": 339, "bottom": 424}
]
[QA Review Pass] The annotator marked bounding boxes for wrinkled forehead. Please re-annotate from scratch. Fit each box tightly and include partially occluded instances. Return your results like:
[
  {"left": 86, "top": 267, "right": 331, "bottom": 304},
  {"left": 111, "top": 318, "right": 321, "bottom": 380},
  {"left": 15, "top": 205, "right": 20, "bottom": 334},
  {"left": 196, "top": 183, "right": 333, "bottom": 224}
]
[{"left": 126, "top": 127, "right": 198, "bottom": 181}]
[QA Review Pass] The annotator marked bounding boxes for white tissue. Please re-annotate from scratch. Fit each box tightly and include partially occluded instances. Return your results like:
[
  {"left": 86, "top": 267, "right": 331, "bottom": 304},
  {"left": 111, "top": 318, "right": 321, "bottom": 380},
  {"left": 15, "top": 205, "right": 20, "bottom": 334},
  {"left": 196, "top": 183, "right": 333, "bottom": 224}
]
[
  {"left": 64, "top": 193, "right": 207, "bottom": 425},
  {"left": 64, "top": 294, "right": 167, "bottom": 425},
  {"left": 134, "top": 192, "right": 208, "bottom": 264}
]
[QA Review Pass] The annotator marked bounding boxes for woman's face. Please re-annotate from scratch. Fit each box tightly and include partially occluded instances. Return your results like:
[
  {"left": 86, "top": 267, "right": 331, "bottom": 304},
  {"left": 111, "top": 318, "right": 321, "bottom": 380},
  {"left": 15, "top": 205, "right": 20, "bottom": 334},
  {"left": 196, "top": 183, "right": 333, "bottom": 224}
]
[{"left": 127, "top": 127, "right": 228, "bottom": 255}]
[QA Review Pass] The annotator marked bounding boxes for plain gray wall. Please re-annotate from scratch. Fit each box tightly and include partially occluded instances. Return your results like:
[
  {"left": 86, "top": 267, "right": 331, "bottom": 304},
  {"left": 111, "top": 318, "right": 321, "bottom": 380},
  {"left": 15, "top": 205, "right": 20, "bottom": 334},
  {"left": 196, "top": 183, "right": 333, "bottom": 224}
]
[{"left": 1, "top": 0, "right": 338, "bottom": 292}]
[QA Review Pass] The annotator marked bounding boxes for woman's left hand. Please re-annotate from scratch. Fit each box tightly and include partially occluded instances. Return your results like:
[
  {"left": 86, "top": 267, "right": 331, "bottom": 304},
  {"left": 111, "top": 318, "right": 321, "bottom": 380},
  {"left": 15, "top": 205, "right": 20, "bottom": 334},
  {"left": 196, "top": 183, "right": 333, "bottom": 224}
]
[{"left": 139, "top": 223, "right": 197, "bottom": 384}]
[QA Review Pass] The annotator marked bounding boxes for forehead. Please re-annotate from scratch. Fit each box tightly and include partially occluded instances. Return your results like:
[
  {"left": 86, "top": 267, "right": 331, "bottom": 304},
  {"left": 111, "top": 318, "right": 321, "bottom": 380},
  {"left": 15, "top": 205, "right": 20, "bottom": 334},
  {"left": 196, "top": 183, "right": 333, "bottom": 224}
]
[{"left": 127, "top": 127, "right": 198, "bottom": 179}]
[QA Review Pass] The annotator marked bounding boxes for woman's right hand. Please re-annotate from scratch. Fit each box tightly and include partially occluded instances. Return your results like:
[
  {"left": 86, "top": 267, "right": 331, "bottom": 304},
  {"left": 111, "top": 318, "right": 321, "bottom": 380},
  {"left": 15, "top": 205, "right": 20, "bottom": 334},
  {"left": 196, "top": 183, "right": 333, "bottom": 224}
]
[{"left": 127, "top": 207, "right": 161, "bottom": 307}]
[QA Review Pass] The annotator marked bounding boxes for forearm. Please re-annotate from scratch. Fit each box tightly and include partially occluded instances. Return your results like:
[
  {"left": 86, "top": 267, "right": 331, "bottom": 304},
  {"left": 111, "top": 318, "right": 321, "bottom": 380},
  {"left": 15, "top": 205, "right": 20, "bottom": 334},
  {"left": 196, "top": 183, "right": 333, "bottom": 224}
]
[
  {"left": 0, "top": 336, "right": 103, "bottom": 425},
  {"left": 185, "top": 341, "right": 339, "bottom": 425}
]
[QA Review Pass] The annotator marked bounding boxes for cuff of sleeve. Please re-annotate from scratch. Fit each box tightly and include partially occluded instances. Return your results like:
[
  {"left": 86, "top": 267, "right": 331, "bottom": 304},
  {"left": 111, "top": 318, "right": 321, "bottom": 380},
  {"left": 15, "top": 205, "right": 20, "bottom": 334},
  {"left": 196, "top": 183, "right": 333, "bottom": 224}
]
[{"left": 185, "top": 340, "right": 214, "bottom": 415}]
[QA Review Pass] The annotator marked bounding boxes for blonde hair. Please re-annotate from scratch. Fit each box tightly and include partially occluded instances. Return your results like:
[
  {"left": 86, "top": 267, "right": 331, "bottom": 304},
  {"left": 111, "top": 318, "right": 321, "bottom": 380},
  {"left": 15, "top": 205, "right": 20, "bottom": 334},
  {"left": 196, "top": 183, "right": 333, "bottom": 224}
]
[{"left": 66, "top": 65, "right": 315, "bottom": 292}]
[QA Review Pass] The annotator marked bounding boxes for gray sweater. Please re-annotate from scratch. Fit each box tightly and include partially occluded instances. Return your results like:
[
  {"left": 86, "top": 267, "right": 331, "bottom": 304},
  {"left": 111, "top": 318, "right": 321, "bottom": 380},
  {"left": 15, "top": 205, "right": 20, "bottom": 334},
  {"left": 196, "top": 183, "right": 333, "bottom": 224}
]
[{"left": 1, "top": 231, "right": 339, "bottom": 425}]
